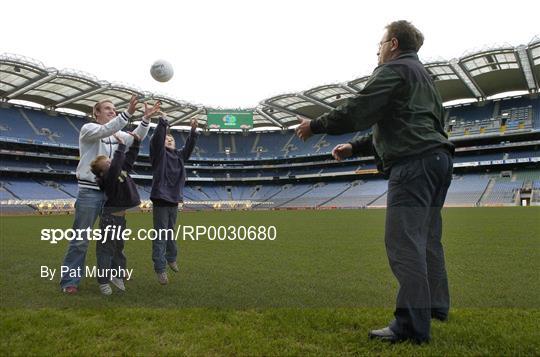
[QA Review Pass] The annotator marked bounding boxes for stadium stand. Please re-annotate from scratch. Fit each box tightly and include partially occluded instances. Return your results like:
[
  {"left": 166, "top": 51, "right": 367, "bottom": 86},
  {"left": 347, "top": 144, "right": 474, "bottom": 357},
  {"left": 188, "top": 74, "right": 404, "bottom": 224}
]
[
  {"left": 1, "top": 95, "right": 538, "bottom": 159},
  {"left": 480, "top": 176, "right": 523, "bottom": 206},
  {"left": 2, "top": 97, "right": 538, "bottom": 162},
  {"left": 320, "top": 180, "right": 388, "bottom": 208},
  {"left": 24, "top": 110, "right": 79, "bottom": 146},
  {"left": 531, "top": 180, "right": 540, "bottom": 205},
  {"left": 444, "top": 174, "right": 490, "bottom": 207},
  {"left": 280, "top": 181, "right": 350, "bottom": 207},
  {"left": 1, "top": 178, "right": 72, "bottom": 200},
  {"left": 0, "top": 108, "right": 45, "bottom": 142},
  {"left": 1, "top": 46, "right": 540, "bottom": 213}
]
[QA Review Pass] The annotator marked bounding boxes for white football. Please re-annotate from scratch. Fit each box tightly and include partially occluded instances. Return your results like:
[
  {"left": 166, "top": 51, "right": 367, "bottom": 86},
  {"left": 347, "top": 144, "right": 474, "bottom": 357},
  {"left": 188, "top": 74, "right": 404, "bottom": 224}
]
[{"left": 150, "top": 59, "right": 174, "bottom": 82}]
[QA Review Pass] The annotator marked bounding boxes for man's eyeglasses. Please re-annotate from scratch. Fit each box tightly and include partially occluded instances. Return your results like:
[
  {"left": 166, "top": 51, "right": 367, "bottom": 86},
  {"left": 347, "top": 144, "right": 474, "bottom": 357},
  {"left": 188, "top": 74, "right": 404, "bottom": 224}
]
[{"left": 378, "top": 39, "right": 392, "bottom": 49}]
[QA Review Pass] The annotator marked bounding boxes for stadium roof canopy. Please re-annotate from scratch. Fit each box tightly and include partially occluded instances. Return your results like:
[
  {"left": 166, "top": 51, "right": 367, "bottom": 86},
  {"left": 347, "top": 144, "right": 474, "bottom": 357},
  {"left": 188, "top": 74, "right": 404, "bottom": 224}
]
[{"left": 1, "top": 37, "right": 538, "bottom": 130}]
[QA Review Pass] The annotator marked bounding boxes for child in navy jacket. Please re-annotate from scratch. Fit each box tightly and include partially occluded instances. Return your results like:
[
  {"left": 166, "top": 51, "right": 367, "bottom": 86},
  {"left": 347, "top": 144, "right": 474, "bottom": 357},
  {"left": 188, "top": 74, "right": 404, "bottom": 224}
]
[
  {"left": 90, "top": 132, "right": 141, "bottom": 295},
  {"left": 149, "top": 115, "right": 198, "bottom": 285}
]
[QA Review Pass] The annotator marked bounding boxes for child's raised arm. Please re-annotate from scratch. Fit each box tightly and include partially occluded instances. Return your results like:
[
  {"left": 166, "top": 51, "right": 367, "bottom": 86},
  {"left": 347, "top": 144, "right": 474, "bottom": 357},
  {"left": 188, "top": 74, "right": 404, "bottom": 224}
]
[
  {"left": 179, "top": 118, "right": 199, "bottom": 161},
  {"left": 150, "top": 114, "right": 168, "bottom": 163},
  {"left": 106, "top": 134, "right": 127, "bottom": 181},
  {"left": 123, "top": 132, "right": 141, "bottom": 172}
]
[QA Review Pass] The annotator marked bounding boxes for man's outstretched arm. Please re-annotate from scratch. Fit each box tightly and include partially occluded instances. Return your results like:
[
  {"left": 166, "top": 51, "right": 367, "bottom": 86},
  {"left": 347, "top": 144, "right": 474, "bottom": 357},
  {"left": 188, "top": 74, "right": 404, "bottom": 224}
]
[{"left": 296, "top": 66, "right": 402, "bottom": 140}]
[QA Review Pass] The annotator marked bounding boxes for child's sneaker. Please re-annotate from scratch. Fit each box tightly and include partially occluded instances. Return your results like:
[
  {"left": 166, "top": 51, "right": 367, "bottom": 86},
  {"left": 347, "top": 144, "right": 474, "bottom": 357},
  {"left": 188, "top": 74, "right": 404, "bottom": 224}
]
[
  {"left": 62, "top": 286, "right": 78, "bottom": 294},
  {"left": 99, "top": 283, "right": 112, "bottom": 295},
  {"left": 168, "top": 261, "right": 179, "bottom": 272},
  {"left": 157, "top": 272, "right": 168, "bottom": 285},
  {"left": 110, "top": 277, "right": 126, "bottom": 291}
]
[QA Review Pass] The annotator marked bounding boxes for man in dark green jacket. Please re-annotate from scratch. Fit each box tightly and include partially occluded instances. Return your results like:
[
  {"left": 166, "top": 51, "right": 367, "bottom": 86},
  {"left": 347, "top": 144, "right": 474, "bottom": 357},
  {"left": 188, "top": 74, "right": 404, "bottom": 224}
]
[{"left": 296, "top": 20, "right": 454, "bottom": 344}]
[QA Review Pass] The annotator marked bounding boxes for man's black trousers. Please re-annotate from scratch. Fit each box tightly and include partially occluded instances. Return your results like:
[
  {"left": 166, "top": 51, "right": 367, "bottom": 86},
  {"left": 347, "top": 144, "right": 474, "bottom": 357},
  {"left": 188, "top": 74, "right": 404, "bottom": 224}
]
[{"left": 385, "top": 149, "right": 453, "bottom": 343}]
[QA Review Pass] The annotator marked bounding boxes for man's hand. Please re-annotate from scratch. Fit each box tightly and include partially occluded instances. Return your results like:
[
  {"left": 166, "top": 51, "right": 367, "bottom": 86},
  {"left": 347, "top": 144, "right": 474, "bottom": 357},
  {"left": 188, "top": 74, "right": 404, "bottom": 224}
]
[
  {"left": 191, "top": 118, "right": 198, "bottom": 130},
  {"left": 295, "top": 116, "right": 313, "bottom": 141},
  {"left": 331, "top": 143, "right": 353, "bottom": 161},
  {"left": 143, "top": 101, "right": 161, "bottom": 120},
  {"left": 112, "top": 133, "right": 124, "bottom": 145},
  {"left": 127, "top": 95, "right": 138, "bottom": 115}
]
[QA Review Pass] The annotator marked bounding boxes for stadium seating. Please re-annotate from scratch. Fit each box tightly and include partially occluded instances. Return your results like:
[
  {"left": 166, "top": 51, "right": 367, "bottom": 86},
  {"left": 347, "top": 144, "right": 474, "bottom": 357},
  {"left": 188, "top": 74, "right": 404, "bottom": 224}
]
[
  {"left": 507, "top": 150, "right": 540, "bottom": 159},
  {"left": 512, "top": 169, "right": 540, "bottom": 182},
  {"left": 320, "top": 180, "right": 388, "bottom": 208},
  {"left": 2, "top": 171, "right": 540, "bottom": 209},
  {"left": 250, "top": 185, "right": 282, "bottom": 204},
  {"left": 184, "top": 186, "right": 212, "bottom": 201},
  {"left": 480, "top": 177, "right": 523, "bottom": 205},
  {"left": 24, "top": 110, "right": 79, "bottom": 146},
  {"left": 0, "top": 185, "right": 17, "bottom": 200},
  {"left": 261, "top": 184, "right": 312, "bottom": 207},
  {"left": 255, "top": 131, "right": 294, "bottom": 158},
  {"left": 453, "top": 153, "right": 504, "bottom": 163},
  {"left": 1, "top": 96, "right": 540, "bottom": 212},
  {"left": 280, "top": 182, "right": 351, "bottom": 207},
  {"left": 446, "top": 96, "right": 538, "bottom": 136},
  {"left": 1, "top": 158, "right": 49, "bottom": 171},
  {"left": 532, "top": 99, "right": 540, "bottom": 129},
  {"left": 2, "top": 95, "right": 538, "bottom": 161},
  {"left": 56, "top": 180, "right": 79, "bottom": 198},
  {"left": 531, "top": 180, "right": 540, "bottom": 204},
  {"left": 0, "top": 108, "right": 45, "bottom": 142},
  {"left": 443, "top": 174, "right": 490, "bottom": 206},
  {"left": 1, "top": 178, "right": 72, "bottom": 200}
]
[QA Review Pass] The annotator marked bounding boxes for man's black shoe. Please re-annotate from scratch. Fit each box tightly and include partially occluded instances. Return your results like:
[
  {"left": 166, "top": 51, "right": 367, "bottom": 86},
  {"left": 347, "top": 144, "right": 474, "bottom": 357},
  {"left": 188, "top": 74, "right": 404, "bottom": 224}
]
[
  {"left": 431, "top": 313, "right": 448, "bottom": 322},
  {"left": 368, "top": 327, "right": 402, "bottom": 343}
]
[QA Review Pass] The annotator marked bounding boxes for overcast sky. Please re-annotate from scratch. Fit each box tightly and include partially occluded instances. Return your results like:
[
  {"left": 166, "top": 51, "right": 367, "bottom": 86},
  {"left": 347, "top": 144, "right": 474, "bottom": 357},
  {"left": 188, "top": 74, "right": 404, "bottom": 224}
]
[{"left": 2, "top": 0, "right": 538, "bottom": 108}]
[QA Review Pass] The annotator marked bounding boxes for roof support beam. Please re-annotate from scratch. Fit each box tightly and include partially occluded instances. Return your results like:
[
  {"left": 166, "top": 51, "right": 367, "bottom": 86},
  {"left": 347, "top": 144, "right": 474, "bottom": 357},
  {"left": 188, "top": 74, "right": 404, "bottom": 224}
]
[
  {"left": 113, "top": 91, "right": 146, "bottom": 110},
  {"left": 256, "top": 108, "right": 284, "bottom": 128},
  {"left": 6, "top": 71, "right": 58, "bottom": 98},
  {"left": 261, "top": 101, "right": 304, "bottom": 120},
  {"left": 55, "top": 86, "right": 109, "bottom": 107},
  {"left": 164, "top": 104, "right": 198, "bottom": 113},
  {"left": 130, "top": 104, "right": 197, "bottom": 121},
  {"left": 450, "top": 59, "right": 485, "bottom": 99},
  {"left": 168, "top": 107, "right": 204, "bottom": 126},
  {"left": 297, "top": 93, "right": 335, "bottom": 110},
  {"left": 516, "top": 45, "right": 538, "bottom": 91},
  {"left": 347, "top": 76, "right": 370, "bottom": 92},
  {"left": 340, "top": 84, "right": 359, "bottom": 94}
]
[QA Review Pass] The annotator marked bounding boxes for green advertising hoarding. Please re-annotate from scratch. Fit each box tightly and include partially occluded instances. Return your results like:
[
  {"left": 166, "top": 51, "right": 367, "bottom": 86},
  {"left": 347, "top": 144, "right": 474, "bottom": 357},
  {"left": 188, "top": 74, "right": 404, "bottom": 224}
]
[{"left": 207, "top": 111, "right": 253, "bottom": 129}]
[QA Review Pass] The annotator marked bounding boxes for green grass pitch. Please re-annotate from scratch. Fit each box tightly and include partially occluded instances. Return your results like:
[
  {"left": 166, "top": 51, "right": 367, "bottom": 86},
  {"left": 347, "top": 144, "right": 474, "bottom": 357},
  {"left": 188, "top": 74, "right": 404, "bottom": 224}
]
[{"left": 1, "top": 207, "right": 539, "bottom": 355}]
